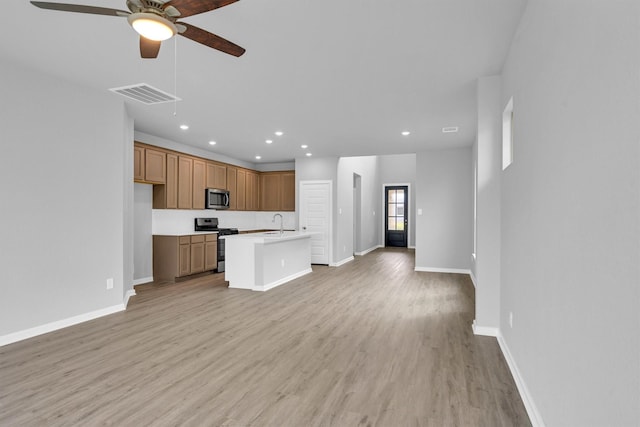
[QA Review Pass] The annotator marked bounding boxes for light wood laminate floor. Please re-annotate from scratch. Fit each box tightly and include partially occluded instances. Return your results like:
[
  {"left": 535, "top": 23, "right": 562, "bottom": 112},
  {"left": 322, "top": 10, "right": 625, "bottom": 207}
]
[{"left": 0, "top": 248, "right": 530, "bottom": 426}]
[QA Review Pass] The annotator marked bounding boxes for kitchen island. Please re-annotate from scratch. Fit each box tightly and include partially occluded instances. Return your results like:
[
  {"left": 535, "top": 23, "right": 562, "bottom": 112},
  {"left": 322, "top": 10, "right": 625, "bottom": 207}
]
[{"left": 221, "top": 231, "right": 313, "bottom": 291}]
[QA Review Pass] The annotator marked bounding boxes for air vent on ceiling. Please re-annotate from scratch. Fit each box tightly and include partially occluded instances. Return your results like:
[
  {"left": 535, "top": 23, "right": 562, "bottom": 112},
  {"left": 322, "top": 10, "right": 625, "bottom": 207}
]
[
  {"left": 109, "top": 83, "right": 181, "bottom": 105},
  {"left": 442, "top": 126, "right": 459, "bottom": 133}
]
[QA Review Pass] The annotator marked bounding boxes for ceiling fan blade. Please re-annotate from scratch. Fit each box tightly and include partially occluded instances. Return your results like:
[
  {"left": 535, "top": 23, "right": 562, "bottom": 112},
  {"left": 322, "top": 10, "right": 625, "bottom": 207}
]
[
  {"left": 164, "top": 0, "right": 238, "bottom": 18},
  {"left": 140, "top": 36, "right": 161, "bottom": 58},
  {"left": 30, "top": 1, "right": 129, "bottom": 16},
  {"left": 178, "top": 22, "right": 245, "bottom": 57}
]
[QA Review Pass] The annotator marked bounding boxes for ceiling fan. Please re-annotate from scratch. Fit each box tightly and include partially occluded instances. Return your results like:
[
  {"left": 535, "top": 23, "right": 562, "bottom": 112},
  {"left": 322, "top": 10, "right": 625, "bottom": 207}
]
[{"left": 30, "top": 0, "right": 245, "bottom": 59}]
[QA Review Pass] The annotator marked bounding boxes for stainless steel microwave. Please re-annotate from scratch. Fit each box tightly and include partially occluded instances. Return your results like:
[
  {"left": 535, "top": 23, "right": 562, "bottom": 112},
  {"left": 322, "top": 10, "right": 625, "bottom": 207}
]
[{"left": 205, "top": 188, "right": 230, "bottom": 209}]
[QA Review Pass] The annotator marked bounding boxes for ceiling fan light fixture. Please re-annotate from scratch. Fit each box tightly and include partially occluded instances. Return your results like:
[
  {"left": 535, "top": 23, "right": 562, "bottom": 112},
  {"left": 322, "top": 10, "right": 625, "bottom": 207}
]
[{"left": 128, "top": 12, "right": 176, "bottom": 41}]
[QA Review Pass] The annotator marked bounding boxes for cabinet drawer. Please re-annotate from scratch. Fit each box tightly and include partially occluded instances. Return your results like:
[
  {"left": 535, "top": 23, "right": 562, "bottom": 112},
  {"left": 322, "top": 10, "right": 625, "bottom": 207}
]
[
  {"left": 205, "top": 234, "right": 217, "bottom": 242},
  {"left": 191, "top": 235, "right": 205, "bottom": 244},
  {"left": 179, "top": 236, "right": 191, "bottom": 245}
]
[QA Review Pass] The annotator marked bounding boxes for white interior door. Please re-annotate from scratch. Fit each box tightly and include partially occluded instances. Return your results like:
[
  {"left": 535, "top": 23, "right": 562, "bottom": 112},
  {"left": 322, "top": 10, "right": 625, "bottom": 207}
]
[{"left": 299, "top": 181, "right": 331, "bottom": 265}]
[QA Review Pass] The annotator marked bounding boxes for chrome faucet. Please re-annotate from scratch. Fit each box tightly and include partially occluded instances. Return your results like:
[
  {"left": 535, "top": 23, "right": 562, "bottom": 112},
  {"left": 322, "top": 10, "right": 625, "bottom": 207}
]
[{"left": 272, "top": 213, "right": 284, "bottom": 234}]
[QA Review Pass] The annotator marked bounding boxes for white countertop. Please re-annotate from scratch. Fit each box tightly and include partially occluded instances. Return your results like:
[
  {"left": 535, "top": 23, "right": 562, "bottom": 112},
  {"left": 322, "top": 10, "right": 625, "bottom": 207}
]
[
  {"left": 221, "top": 230, "right": 314, "bottom": 243},
  {"left": 153, "top": 231, "right": 219, "bottom": 236}
]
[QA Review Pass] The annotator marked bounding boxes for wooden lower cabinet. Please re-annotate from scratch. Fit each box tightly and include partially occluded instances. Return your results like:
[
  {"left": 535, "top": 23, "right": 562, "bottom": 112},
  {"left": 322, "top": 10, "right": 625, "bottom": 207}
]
[
  {"left": 154, "top": 234, "right": 218, "bottom": 281},
  {"left": 205, "top": 235, "right": 218, "bottom": 271},
  {"left": 190, "top": 235, "right": 205, "bottom": 274},
  {"left": 178, "top": 237, "right": 191, "bottom": 277}
]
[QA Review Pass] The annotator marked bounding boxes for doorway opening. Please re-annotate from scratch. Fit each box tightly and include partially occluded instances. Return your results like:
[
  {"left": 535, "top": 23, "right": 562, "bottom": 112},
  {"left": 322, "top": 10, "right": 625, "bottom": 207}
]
[{"left": 385, "top": 185, "right": 408, "bottom": 247}]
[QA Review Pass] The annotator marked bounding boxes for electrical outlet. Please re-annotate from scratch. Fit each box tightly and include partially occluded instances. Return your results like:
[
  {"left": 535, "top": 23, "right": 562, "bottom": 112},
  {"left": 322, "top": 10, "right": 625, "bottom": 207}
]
[
  {"left": 343, "top": 245, "right": 346, "bottom": 253},
  {"left": 509, "top": 312, "right": 513, "bottom": 328},
  {"left": 106, "top": 278, "right": 114, "bottom": 290},
  {"left": 281, "top": 259, "right": 285, "bottom": 267}
]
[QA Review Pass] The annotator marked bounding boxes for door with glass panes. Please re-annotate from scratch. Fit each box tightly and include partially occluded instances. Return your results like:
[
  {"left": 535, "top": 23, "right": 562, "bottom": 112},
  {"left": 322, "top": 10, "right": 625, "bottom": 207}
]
[{"left": 385, "top": 186, "right": 408, "bottom": 247}]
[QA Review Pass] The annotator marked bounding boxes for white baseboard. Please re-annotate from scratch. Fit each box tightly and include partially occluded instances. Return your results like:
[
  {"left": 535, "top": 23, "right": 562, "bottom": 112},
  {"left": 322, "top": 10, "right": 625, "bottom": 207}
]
[
  {"left": 354, "top": 245, "right": 383, "bottom": 256},
  {"left": 133, "top": 276, "right": 153, "bottom": 286},
  {"left": 471, "top": 321, "right": 545, "bottom": 427},
  {"left": 0, "top": 303, "right": 126, "bottom": 347},
  {"left": 470, "top": 270, "right": 477, "bottom": 288},
  {"left": 414, "top": 266, "right": 472, "bottom": 275},
  {"left": 253, "top": 268, "right": 313, "bottom": 292},
  {"left": 408, "top": 245, "right": 416, "bottom": 249},
  {"left": 471, "top": 320, "right": 499, "bottom": 337},
  {"left": 330, "top": 256, "right": 354, "bottom": 267},
  {"left": 124, "top": 289, "right": 137, "bottom": 307},
  {"left": 497, "top": 334, "right": 546, "bottom": 427}
]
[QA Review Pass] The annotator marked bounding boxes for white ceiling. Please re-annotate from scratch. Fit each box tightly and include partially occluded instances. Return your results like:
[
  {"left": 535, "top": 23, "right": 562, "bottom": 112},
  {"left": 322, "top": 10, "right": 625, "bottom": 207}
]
[{"left": 1, "top": 0, "right": 526, "bottom": 164}]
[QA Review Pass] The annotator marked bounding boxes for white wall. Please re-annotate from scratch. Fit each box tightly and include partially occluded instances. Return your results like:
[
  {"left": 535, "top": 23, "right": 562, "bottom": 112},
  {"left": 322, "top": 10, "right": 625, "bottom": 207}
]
[
  {"left": 499, "top": 1, "right": 640, "bottom": 425},
  {"left": 336, "top": 156, "right": 380, "bottom": 260},
  {"left": 415, "top": 148, "right": 473, "bottom": 272},
  {"left": 123, "top": 115, "right": 135, "bottom": 300},
  {"left": 473, "top": 75, "right": 502, "bottom": 332},
  {"left": 0, "top": 60, "right": 129, "bottom": 338},
  {"left": 379, "top": 154, "right": 416, "bottom": 248}
]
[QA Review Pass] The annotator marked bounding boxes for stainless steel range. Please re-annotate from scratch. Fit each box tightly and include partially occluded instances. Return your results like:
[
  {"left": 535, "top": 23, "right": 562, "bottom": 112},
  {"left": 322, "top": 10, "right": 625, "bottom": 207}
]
[{"left": 194, "top": 218, "right": 238, "bottom": 273}]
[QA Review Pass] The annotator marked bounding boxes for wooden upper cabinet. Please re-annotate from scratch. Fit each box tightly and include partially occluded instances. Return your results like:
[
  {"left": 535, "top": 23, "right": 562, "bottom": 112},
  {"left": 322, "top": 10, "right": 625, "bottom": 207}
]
[
  {"left": 177, "top": 156, "right": 193, "bottom": 209},
  {"left": 144, "top": 148, "right": 166, "bottom": 184},
  {"left": 260, "top": 173, "right": 281, "bottom": 211},
  {"left": 236, "top": 169, "right": 246, "bottom": 210},
  {"left": 134, "top": 143, "right": 166, "bottom": 184},
  {"left": 246, "top": 171, "right": 259, "bottom": 211},
  {"left": 227, "top": 166, "right": 237, "bottom": 210},
  {"left": 192, "top": 159, "right": 206, "bottom": 209},
  {"left": 259, "top": 171, "right": 295, "bottom": 211},
  {"left": 134, "top": 145, "right": 144, "bottom": 181},
  {"left": 153, "top": 152, "right": 178, "bottom": 209},
  {"left": 138, "top": 142, "right": 295, "bottom": 212},
  {"left": 165, "top": 153, "right": 178, "bottom": 209},
  {"left": 281, "top": 172, "right": 295, "bottom": 211},
  {"left": 206, "top": 163, "right": 227, "bottom": 190}
]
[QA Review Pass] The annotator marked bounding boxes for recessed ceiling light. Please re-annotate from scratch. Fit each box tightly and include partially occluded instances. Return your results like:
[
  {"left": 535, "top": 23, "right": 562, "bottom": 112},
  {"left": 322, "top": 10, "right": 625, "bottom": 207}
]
[
  {"left": 255, "top": 155, "right": 261, "bottom": 160},
  {"left": 401, "top": 131, "right": 411, "bottom": 136},
  {"left": 442, "top": 126, "right": 459, "bottom": 133},
  {"left": 180, "top": 124, "right": 189, "bottom": 130},
  {"left": 306, "top": 153, "right": 312, "bottom": 157},
  {"left": 209, "top": 141, "right": 216, "bottom": 145},
  {"left": 265, "top": 139, "right": 273, "bottom": 144},
  {"left": 275, "top": 131, "right": 284, "bottom": 136},
  {"left": 301, "top": 144, "right": 308, "bottom": 149}
]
